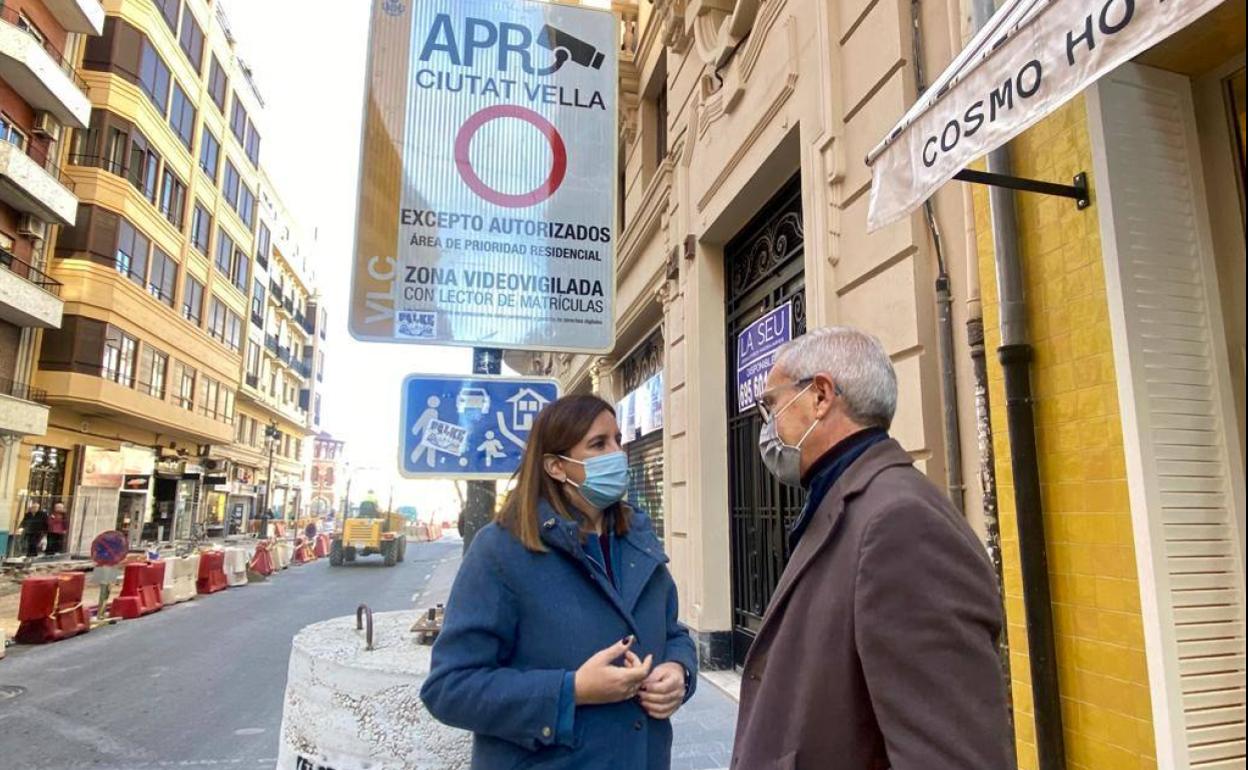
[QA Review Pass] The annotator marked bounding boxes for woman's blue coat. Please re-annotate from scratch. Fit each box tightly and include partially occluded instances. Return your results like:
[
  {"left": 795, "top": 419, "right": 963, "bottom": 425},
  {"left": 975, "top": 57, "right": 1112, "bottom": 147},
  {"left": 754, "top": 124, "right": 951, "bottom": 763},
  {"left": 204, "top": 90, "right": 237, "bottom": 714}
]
[{"left": 420, "top": 503, "right": 698, "bottom": 769}]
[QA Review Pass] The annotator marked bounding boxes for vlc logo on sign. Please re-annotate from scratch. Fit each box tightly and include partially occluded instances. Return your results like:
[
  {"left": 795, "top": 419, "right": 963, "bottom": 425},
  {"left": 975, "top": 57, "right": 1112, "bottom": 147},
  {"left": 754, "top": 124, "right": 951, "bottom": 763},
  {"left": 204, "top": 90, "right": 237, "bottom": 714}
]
[{"left": 351, "top": 0, "right": 618, "bottom": 353}]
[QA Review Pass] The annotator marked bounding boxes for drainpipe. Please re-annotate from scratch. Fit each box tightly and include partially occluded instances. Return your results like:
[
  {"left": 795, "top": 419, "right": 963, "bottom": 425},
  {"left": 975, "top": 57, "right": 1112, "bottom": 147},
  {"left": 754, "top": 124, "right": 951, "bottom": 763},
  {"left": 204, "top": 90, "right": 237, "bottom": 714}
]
[
  {"left": 909, "top": 0, "right": 965, "bottom": 513},
  {"left": 970, "top": 1, "right": 1066, "bottom": 768}
]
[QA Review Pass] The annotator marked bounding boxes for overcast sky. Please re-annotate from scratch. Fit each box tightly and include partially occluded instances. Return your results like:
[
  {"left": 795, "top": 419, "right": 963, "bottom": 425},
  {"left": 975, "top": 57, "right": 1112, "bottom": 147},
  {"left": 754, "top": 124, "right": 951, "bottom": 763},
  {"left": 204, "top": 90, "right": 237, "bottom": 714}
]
[{"left": 223, "top": 1, "right": 472, "bottom": 511}]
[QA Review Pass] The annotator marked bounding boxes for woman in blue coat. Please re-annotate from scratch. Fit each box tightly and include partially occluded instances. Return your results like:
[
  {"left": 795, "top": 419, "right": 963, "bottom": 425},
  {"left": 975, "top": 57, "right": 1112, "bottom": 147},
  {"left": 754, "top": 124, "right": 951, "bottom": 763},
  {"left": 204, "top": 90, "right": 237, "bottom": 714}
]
[{"left": 421, "top": 395, "right": 698, "bottom": 769}]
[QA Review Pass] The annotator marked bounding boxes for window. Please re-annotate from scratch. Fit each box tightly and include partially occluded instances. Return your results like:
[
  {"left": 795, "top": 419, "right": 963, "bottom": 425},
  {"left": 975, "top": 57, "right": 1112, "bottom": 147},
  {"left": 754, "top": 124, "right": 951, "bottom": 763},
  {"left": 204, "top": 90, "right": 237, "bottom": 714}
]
[
  {"left": 251, "top": 279, "right": 265, "bottom": 324},
  {"left": 182, "top": 275, "right": 204, "bottom": 325},
  {"left": 140, "top": 346, "right": 168, "bottom": 398},
  {"left": 104, "top": 126, "right": 127, "bottom": 174},
  {"left": 159, "top": 168, "right": 187, "bottom": 229},
  {"left": 116, "top": 220, "right": 150, "bottom": 287},
  {"left": 245, "top": 125, "right": 261, "bottom": 166},
  {"left": 199, "top": 127, "right": 220, "bottom": 181},
  {"left": 139, "top": 41, "right": 171, "bottom": 114},
  {"left": 190, "top": 202, "right": 211, "bottom": 253},
  {"left": 255, "top": 222, "right": 271, "bottom": 268},
  {"left": 208, "top": 56, "right": 227, "bottom": 112},
  {"left": 16, "top": 13, "right": 46, "bottom": 45},
  {"left": 178, "top": 10, "right": 204, "bottom": 72},
  {"left": 102, "top": 327, "right": 138, "bottom": 387},
  {"left": 207, "top": 297, "right": 228, "bottom": 343},
  {"left": 223, "top": 161, "right": 240, "bottom": 208},
  {"left": 237, "top": 184, "right": 255, "bottom": 227},
  {"left": 172, "top": 360, "right": 196, "bottom": 409},
  {"left": 247, "top": 340, "right": 261, "bottom": 377},
  {"left": 148, "top": 247, "right": 177, "bottom": 307},
  {"left": 0, "top": 114, "right": 26, "bottom": 149},
  {"left": 168, "top": 82, "right": 196, "bottom": 150},
  {"left": 127, "top": 131, "right": 160, "bottom": 203},
  {"left": 155, "top": 0, "right": 179, "bottom": 33},
  {"left": 232, "top": 249, "right": 249, "bottom": 292},
  {"left": 230, "top": 97, "right": 248, "bottom": 143},
  {"left": 215, "top": 228, "right": 235, "bottom": 276},
  {"left": 208, "top": 298, "right": 242, "bottom": 351},
  {"left": 226, "top": 312, "right": 242, "bottom": 352}
]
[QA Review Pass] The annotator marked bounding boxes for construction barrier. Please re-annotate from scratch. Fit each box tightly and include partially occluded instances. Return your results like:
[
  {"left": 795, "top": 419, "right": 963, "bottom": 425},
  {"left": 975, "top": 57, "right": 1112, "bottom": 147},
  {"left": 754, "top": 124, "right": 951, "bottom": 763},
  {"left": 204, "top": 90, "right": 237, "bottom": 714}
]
[
  {"left": 15, "top": 572, "right": 91, "bottom": 644},
  {"left": 313, "top": 534, "right": 331, "bottom": 559},
  {"left": 249, "top": 541, "right": 275, "bottom": 577},
  {"left": 293, "top": 538, "right": 316, "bottom": 565},
  {"left": 273, "top": 541, "right": 293, "bottom": 570},
  {"left": 197, "top": 550, "right": 229, "bottom": 594},
  {"left": 161, "top": 554, "right": 200, "bottom": 605},
  {"left": 224, "top": 547, "right": 250, "bottom": 587},
  {"left": 110, "top": 562, "right": 163, "bottom": 620}
]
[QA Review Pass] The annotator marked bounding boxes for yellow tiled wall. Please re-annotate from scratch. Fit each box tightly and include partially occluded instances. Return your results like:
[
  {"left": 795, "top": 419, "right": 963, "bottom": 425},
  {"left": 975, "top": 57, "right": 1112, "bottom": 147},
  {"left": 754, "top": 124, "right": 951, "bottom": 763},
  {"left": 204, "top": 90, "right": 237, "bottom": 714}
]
[{"left": 974, "top": 96, "right": 1157, "bottom": 770}]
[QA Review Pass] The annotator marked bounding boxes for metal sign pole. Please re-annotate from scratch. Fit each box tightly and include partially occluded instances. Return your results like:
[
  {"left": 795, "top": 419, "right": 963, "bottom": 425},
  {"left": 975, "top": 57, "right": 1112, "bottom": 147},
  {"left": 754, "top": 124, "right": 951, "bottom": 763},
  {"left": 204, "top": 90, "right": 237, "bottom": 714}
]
[{"left": 461, "top": 348, "right": 501, "bottom": 553}]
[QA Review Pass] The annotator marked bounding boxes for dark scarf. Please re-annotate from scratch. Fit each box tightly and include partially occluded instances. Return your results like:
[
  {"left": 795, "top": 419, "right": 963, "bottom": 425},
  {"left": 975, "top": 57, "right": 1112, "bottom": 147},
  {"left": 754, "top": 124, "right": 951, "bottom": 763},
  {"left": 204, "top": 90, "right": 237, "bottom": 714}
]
[{"left": 788, "top": 428, "right": 889, "bottom": 551}]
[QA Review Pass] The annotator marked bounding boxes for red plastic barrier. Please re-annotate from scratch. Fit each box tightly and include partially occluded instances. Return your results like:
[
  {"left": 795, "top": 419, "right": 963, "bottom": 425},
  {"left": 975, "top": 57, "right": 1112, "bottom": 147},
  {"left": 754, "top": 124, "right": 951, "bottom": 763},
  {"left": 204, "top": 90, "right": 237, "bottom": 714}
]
[
  {"left": 313, "top": 534, "right": 330, "bottom": 559},
  {"left": 196, "top": 551, "right": 229, "bottom": 594},
  {"left": 110, "top": 562, "right": 162, "bottom": 619},
  {"left": 293, "top": 537, "right": 315, "bottom": 564},
  {"left": 142, "top": 561, "right": 165, "bottom": 611},
  {"left": 15, "top": 573, "right": 91, "bottom": 644},
  {"left": 249, "top": 542, "right": 274, "bottom": 576}
]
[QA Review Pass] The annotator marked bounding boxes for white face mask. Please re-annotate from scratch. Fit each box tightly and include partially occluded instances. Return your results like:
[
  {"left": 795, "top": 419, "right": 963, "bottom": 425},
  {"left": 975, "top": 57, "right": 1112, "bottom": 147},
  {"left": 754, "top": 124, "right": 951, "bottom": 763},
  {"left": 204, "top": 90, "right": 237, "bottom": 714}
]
[{"left": 757, "top": 384, "right": 818, "bottom": 487}]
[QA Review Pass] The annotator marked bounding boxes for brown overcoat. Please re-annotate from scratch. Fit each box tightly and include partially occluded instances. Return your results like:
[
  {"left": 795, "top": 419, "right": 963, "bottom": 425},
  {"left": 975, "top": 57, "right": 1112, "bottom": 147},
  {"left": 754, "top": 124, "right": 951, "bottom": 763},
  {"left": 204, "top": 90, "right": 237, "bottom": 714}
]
[{"left": 730, "top": 439, "right": 1015, "bottom": 770}]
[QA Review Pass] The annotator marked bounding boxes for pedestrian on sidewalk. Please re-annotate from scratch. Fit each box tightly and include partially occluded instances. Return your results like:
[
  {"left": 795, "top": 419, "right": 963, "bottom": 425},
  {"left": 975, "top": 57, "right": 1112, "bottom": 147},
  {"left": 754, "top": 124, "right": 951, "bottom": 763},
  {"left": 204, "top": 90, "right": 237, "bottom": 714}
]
[
  {"left": 17, "top": 501, "right": 47, "bottom": 558},
  {"left": 422, "top": 395, "right": 697, "bottom": 770},
  {"left": 731, "top": 327, "right": 1013, "bottom": 770},
  {"left": 45, "top": 502, "right": 68, "bottom": 555}
]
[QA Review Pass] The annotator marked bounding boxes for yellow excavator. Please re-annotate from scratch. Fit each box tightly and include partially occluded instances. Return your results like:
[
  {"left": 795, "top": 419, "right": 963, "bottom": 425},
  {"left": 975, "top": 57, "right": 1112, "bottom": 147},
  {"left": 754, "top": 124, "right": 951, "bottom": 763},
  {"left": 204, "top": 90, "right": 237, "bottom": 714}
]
[{"left": 329, "top": 493, "right": 407, "bottom": 567}]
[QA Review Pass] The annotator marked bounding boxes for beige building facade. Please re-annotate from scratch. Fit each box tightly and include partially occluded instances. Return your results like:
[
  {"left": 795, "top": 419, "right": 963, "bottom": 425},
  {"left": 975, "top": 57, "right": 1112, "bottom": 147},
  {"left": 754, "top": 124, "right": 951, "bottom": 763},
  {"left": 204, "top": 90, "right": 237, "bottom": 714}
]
[{"left": 513, "top": 0, "right": 989, "bottom": 668}]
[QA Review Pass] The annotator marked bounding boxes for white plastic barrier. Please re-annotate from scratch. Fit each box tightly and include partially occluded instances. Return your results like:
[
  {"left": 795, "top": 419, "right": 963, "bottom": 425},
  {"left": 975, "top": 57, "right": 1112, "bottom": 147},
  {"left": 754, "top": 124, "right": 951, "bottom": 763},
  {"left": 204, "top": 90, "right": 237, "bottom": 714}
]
[
  {"left": 277, "top": 610, "right": 471, "bottom": 769},
  {"left": 161, "top": 554, "right": 200, "bottom": 604},
  {"left": 223, "top": 547, "right": 250, "bottom": 587},
  {"left": 273, "top": 541, "right": 293, "bottom": 569}
]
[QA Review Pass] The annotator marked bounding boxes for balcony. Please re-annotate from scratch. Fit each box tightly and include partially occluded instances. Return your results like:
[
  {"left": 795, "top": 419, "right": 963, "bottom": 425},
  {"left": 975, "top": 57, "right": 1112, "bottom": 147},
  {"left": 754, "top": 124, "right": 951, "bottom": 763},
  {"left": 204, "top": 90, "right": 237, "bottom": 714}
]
[
  {"left": 0, "top": 376, "right": 49, "bottom": 437},
  {"left": 0, "top": 140, "right": 78, "bottom": 226},
  {"left": 270, "top": 280, "right": 283, "bottom": 303},
  {"left": 43, "top": 0, "right": 104, "bottom": 36},
  {"left": 283, "top": 296, "right": 294, "bottom": 315},
  {"left": 298, "top": 388, "right": 311, "bottom": 412},
  {"left": 245, "top": 373, "right": 259, "bottom": 389},
  {"left": 36, "top": 369, "right": 232, "bottom": 444},
  {"left": 0, "top": 249, "right": 63, "bottom": 328},
  {"left": 0, "top": 8, "right": 91, "bottom": 128},
  {"left": 264, "top": 334, "right": 279, "bottom": 355},
  {"left": 294, "top": 309, "right": 305, "bottom": 328},
  {"left": 251, "top": 310, "right": 264, "bottom": 328}
]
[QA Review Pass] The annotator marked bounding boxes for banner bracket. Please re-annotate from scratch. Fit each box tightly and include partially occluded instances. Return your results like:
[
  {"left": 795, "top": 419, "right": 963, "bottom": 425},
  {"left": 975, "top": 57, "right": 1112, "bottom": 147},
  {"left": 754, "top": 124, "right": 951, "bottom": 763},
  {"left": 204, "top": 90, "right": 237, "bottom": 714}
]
[{"left": 954, "top": 170, "right": 1090, "bottom": 210}]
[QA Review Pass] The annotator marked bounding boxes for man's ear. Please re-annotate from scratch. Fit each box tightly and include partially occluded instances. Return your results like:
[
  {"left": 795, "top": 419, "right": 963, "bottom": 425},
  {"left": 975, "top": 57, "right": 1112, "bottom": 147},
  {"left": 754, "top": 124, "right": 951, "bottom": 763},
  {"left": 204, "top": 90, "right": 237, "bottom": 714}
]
[{"left": 812, "top": 373, "right": 838, "bottom": 419}]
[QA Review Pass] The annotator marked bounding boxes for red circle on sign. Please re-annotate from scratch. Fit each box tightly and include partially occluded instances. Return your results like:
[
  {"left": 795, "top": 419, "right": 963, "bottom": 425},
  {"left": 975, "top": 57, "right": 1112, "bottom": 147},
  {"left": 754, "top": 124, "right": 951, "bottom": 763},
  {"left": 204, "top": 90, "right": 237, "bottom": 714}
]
[
  {"left": 454, "top": 105, "right": 568, "bottom": 208},
  {"left": 91, "top": 530, "right": 129, "bottom": 567}
]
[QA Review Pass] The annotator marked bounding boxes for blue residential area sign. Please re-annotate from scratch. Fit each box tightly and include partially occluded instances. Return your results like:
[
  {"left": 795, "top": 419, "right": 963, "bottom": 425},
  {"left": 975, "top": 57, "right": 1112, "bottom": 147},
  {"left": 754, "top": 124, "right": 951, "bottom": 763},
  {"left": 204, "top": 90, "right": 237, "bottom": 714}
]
[{"left": 400, "top": 374, "right": 560, "bottom": 479}]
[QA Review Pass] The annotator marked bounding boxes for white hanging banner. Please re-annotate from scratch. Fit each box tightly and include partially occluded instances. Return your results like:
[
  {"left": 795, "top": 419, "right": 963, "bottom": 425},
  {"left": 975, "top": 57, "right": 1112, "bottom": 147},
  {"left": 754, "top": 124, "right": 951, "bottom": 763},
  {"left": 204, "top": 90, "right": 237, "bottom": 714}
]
[{"left": 865, "top": 0, "right": 1224, "bottom": 232}]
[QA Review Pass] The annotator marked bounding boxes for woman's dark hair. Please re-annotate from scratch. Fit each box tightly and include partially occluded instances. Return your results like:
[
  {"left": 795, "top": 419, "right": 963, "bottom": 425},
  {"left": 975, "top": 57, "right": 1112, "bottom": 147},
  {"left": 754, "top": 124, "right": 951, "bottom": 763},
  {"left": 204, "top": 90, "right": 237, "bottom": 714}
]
[{"left": 497, "top": 395, "right": 630, "bottom": 551}]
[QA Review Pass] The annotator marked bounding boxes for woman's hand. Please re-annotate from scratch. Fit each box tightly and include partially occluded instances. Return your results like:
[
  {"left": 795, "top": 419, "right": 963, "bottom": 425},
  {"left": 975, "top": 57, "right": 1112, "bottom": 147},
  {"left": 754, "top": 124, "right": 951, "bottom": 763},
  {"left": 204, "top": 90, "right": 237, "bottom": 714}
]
[
  {"left": 638, "top": 662, "right": 687, "bottom": 720},
  {"left": 574, "top": 636, "right": 653, "bottom": 706}
]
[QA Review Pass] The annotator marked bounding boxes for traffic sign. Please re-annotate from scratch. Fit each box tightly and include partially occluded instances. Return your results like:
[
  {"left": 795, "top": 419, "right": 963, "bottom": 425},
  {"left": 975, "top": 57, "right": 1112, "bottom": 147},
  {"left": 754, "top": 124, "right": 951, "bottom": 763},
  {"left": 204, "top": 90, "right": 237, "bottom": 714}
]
[
  {"left": 400, "top": 374, "right": 559, "bottom": 479},
  {"left": 90, "top": 530, "right": 129, "bottom": 567},
  {"left": 351, "top": 0, "right": 618, "bottom": 353}
]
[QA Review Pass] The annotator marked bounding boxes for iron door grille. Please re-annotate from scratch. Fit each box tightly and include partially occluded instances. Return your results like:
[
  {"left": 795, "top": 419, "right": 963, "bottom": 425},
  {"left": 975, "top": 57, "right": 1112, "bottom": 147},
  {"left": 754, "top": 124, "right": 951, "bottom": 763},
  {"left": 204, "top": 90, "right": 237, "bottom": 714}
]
[{"left": 724, "top": 177, "right": 807, "bottom": 666}]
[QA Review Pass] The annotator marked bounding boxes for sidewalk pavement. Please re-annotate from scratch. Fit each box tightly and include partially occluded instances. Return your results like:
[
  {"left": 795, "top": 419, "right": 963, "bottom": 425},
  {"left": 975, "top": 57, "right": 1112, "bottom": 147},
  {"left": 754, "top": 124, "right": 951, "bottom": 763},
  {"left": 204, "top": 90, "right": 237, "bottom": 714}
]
[{"left": 671, "top": 676, "right": 738, "bottom": 770}]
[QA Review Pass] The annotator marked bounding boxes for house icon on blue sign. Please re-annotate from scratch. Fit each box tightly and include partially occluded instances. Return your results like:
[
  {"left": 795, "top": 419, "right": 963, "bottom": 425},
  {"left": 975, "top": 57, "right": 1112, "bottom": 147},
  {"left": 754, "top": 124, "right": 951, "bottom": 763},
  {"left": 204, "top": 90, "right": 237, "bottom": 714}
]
[{"left": 507, "top": 388, "right": 551, "bottom": 432}]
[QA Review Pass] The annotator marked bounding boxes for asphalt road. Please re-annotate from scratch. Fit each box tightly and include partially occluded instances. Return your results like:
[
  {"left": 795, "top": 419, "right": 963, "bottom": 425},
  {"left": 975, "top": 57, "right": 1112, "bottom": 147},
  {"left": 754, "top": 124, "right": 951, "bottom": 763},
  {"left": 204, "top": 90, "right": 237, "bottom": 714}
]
[{"left": 0, "top": 537, "right": 463, "bottom": 770}]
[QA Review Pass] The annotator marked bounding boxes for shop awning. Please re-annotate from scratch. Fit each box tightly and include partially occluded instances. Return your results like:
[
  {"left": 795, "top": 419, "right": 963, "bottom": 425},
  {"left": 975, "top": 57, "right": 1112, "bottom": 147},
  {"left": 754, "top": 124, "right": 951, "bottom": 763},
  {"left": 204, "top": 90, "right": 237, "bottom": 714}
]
[{"left": 865, "top": 0, "right": 1225, "bottom": 231}]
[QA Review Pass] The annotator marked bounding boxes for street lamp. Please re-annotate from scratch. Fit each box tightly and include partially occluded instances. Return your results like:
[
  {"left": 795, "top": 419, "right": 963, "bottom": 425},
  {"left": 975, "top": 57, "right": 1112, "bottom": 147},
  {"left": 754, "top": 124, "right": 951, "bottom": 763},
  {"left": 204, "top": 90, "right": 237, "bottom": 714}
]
[{"left": 262, "top": 421, "right": 280, "bottom": 533}]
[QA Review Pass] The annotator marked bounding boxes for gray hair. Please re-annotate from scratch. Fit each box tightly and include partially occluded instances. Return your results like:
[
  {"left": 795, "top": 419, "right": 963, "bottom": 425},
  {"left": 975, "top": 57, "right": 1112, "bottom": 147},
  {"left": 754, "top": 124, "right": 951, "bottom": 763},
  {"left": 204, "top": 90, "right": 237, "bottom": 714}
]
[{"left": 773, "top": 327, "right": 897, "bottom": 429}]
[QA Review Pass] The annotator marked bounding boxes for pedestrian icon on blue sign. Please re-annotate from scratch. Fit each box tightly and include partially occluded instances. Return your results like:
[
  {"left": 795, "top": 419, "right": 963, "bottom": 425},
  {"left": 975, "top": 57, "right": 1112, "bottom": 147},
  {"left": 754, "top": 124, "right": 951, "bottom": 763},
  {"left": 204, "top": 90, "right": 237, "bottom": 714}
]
[{"left": 399, "top": 374, "right": 560, "bottom": 479}]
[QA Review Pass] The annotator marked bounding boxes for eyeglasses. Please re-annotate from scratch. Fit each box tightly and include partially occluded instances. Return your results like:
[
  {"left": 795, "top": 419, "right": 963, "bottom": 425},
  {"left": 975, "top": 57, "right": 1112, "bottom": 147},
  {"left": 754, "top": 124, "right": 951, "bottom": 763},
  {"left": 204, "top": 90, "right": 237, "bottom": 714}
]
[{"left": 756, "top": 378, "right": 814, "bottom": 423}]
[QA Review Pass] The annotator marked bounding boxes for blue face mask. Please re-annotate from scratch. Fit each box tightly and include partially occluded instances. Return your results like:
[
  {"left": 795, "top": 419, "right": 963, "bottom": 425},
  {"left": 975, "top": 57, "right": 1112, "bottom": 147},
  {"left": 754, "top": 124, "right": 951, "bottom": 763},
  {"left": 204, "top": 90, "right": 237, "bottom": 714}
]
[{"left": 560, "top": 451, "right": 630, "bottom": 510}]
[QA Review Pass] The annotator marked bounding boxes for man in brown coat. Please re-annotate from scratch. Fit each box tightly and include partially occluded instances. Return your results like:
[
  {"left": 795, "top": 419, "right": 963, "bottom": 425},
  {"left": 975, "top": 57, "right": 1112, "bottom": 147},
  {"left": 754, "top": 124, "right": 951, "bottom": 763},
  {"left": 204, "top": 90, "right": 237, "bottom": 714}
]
[{"left": 732, "top": 326, "right": 1014, "bottom": 770}]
